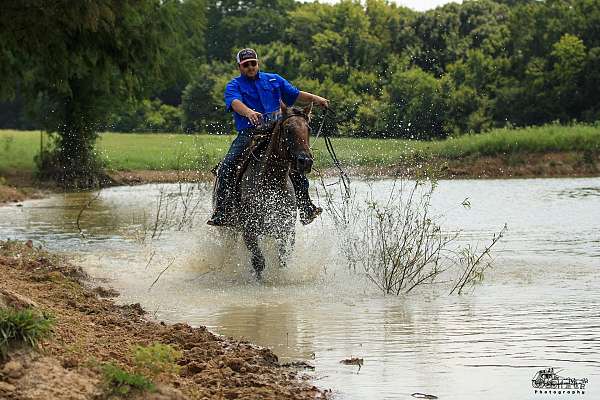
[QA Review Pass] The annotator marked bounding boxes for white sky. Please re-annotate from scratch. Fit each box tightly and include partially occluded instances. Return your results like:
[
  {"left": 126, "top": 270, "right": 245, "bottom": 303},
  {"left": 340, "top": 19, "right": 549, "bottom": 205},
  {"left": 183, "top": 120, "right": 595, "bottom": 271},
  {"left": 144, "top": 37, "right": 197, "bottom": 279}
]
[
  {"left": 313, "top": 0, "right": 463, "bottom": 12},
  {"left": 395, "top": 0, "right": 462, "bottom": 11}
]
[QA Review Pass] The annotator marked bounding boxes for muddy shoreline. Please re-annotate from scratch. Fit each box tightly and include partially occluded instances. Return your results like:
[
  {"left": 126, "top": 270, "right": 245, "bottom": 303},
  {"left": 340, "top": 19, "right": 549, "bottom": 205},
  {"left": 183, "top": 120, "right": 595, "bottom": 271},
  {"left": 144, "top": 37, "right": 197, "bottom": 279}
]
[{"left": 0, "top": 241, "right": 329, "bottom": 399}]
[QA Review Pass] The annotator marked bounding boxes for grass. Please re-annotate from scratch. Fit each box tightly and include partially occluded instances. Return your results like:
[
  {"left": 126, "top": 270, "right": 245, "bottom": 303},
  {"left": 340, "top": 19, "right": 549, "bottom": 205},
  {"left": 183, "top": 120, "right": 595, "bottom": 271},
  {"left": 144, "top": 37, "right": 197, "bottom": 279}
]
[
  {"left": 100, "top": 343, "right": 181, "bottom": 397},
  {"left": 0, "top": 124, "right": 599, "bottom": 174},
  {"left": 0, "top": 307, "right": 54, "bottom": 358},
  {"left": 101, "top": 363, "right": 156, "bottom": 396}
]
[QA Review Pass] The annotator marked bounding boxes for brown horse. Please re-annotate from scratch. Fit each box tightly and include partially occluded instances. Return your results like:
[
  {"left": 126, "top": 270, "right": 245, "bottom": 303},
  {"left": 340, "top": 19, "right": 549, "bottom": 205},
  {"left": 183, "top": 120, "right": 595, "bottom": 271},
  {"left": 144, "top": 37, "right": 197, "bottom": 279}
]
[{"left": 228, "top": 103, "right": 314, "bottom": 279}]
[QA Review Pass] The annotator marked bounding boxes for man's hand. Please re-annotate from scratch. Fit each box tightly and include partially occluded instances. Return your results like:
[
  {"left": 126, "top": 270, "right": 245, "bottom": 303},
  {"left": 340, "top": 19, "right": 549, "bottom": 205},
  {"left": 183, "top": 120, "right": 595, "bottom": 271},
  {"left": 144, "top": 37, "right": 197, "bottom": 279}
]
[
  {"left": 244, "top": 109, "right": 262, "bottom": 125},
  {"left": 312, "top": 95, "right": 329, "bottom": 109},
  {"left": 245, "top": 109, "right": 263, "bottom": 125}
]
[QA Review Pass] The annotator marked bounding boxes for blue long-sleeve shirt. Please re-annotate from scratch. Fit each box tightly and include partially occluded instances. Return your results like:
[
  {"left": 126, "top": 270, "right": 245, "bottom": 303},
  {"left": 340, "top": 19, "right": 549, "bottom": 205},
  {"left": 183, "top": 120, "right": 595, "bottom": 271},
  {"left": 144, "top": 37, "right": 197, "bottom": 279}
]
[{"left": 224, "top": 72, "right": 300, "bottom": 132}]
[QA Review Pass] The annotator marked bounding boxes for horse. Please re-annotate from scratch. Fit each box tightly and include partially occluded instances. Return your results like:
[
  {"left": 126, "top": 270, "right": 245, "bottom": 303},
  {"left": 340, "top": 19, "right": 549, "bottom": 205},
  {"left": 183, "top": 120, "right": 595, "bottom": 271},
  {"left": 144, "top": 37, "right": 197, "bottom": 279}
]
[{"left": 216, "top": 103, "right": 314, "bottom": 279}]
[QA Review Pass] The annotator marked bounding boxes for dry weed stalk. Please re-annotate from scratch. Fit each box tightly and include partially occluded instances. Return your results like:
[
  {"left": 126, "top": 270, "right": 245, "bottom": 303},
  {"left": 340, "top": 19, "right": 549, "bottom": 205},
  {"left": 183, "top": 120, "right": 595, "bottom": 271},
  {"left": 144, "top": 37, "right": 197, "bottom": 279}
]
[
  {"left": 142, "top": 182, "right": 207, "bottom": 241},
  {"left": 76, "top": 190, "right": 102, "bottom": 238}
]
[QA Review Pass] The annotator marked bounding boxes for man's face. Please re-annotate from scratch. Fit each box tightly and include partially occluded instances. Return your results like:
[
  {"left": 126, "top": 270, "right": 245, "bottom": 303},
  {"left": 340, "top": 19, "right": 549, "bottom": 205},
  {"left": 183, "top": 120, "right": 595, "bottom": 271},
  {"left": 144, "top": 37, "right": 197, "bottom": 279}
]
[{"left": 239, "top": 59, "right": 259, "bottom": 79}]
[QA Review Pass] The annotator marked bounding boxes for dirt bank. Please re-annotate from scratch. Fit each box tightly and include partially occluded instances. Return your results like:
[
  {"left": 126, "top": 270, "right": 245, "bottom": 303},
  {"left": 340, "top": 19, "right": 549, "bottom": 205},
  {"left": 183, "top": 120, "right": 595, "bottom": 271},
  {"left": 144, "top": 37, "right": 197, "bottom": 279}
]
[
  {"left": 104, "top": 151, "right": 600, "bottom": 182},
  {"left": 1, "top": 151, "right": 598, "bottom": 206},
  {"left": 0, "top": 241, "right": 329, "bottom": 399}
]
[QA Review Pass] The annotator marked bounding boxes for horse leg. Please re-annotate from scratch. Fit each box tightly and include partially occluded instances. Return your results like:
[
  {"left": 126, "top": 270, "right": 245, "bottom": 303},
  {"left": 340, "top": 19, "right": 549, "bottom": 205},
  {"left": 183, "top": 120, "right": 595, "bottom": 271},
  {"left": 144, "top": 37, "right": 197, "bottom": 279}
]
[
  {"left": 243, "top": 230, "right": 265, "bottom": 280},
  {"left": 276, "top": 229, "right": 295, "bottom": 269}
]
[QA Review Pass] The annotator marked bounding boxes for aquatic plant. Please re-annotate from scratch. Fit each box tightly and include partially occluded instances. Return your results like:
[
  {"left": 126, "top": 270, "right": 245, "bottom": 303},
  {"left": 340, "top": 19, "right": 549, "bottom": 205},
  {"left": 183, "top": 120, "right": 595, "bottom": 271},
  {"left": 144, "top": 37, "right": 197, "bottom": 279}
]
[
  {"left": 321, "top": 176, "right": 505, "bottom": 295},
  {"left": 450, "top": 225, "right": 507, "bottom": 295}
]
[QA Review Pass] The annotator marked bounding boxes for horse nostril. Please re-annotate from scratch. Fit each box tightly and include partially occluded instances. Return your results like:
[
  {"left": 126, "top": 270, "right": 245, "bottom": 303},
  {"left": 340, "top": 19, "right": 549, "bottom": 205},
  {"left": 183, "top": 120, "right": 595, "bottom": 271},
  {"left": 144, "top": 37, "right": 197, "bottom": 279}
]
[{"left": 297, "top": 155, "right": 313, "bottom": 172}]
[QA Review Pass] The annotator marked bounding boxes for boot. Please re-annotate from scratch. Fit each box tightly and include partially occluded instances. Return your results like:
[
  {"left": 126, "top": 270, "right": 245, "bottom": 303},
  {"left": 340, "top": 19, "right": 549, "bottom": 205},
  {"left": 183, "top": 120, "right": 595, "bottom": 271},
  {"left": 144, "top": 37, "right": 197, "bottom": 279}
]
[
  {"left": 207, "top": 207, "right": 231, "bottom": 226},
  {"left": 299, "top": 201, "right": 322, "bottom": 225},
  {"left": 207, "top": 169, "right": 235, "bottom": 227}
]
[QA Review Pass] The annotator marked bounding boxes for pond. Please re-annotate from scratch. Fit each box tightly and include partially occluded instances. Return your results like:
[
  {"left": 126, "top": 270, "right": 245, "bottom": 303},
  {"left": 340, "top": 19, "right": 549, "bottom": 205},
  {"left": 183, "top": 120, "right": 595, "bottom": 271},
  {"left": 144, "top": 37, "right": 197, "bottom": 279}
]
[{"left": 1, "top": 177, "right": 599, "bottom": 399}]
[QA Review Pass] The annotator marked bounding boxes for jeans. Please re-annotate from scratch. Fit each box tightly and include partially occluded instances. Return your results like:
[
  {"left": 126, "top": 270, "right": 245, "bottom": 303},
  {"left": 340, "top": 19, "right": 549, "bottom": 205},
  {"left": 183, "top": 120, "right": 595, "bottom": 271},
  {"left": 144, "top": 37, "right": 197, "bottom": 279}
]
[{"left": 214, "top": 129, "right": 311, "bottom": 213}]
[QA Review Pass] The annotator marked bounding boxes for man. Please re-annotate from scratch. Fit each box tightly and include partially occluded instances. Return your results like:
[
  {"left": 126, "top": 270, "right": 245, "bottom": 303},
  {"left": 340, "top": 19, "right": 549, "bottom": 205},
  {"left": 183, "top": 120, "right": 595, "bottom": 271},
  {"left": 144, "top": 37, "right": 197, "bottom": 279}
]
[{"left": 207, "top": 48, "right": 329, "bottom": 227}]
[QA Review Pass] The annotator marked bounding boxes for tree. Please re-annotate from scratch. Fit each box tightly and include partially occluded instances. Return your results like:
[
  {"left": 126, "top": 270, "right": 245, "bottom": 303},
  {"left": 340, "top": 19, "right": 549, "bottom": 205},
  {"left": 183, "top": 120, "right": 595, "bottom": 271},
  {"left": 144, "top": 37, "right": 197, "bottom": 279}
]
[
  {"left": 550, "top": 33, "right": 587, "bottom": 120},
  {"left": 206, "top": 0, "right": 296, "bottom": 61},
  {"left": 385, "top": 68, "right": 446, "bottom": 139},
  {"left": 0, "top": 0, "right": 183, "bottom": 187},
  {"left": 181, "top": 63, "right": 233, "bottom": 134}
]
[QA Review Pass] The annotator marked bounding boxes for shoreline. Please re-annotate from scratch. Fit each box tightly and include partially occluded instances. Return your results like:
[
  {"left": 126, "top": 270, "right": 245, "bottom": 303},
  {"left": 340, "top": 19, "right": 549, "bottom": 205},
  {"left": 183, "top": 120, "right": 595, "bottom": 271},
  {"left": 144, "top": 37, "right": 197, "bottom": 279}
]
[
  {"left": 0, "top": 240, "right": 329, "bottom": 399},
  {"left": 1, "top": 151, "right": 599, "bottom": 205}
]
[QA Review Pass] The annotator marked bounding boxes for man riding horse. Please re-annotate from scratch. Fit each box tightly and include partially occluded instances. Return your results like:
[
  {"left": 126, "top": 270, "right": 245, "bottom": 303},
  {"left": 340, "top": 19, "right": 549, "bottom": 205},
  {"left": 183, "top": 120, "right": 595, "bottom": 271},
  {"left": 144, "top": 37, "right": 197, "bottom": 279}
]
[{"left": 207, "top": 48, "right": 329, "bottom": 227}]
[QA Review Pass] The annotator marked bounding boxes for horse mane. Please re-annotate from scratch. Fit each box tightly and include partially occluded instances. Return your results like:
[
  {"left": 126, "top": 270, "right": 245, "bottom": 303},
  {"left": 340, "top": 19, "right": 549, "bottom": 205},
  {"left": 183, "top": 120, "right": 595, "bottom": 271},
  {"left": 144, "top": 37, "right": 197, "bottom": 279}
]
[{"left": 283, "top": 106, "right": 310, "bottom": 119}]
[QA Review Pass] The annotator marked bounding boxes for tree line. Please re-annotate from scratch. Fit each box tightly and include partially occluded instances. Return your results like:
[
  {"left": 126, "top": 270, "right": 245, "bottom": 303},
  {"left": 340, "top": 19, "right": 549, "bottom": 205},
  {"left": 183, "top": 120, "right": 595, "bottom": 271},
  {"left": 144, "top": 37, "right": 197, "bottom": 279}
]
[{"left": 1, "top": 0, "right": 599, "bottom": 185}]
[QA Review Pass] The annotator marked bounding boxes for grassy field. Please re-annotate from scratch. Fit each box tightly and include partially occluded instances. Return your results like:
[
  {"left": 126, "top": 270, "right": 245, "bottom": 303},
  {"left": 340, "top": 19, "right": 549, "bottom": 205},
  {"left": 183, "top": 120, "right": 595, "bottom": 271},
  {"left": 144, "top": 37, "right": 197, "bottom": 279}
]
[{"left": 1, "top": 124, "right": 599, "bottom": 174}]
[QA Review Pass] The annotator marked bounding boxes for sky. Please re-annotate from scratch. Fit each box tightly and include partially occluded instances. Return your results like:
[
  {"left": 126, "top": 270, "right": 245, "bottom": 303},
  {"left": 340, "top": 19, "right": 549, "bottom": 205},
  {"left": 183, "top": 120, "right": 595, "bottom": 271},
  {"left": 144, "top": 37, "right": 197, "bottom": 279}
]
[
  {"left": 315, "top": 0, "right": 463, "bottom": 12},
  {"left": 394, "top": 0, "right": 462, "bottom": 11}
]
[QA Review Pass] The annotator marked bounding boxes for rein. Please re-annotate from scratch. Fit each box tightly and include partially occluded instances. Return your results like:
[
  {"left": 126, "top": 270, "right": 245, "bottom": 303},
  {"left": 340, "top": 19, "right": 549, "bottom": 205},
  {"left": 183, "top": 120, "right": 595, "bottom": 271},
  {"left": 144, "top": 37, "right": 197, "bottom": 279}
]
[{"left": 312, "top": 107, "right": 351, "bottom": 197}]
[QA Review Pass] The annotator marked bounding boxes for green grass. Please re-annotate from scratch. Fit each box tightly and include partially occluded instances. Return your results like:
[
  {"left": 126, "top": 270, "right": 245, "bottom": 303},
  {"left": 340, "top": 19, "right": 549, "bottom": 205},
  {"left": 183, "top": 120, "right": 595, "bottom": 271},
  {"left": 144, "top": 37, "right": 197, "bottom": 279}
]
[
  {"left": 0, "top": 307, "right": 54, "bottom": 358},
  {"left": 1, "top": 124, "right": 599, "bottom": 174},
  {"left": 101, "top": 362, "right": 155, "bottom": 396},
  {"left": 100, "top": 343, "right": 181, "bottom": 397},
  {"left": 133, "top": 343, "right": 182, "bottom": 379}
]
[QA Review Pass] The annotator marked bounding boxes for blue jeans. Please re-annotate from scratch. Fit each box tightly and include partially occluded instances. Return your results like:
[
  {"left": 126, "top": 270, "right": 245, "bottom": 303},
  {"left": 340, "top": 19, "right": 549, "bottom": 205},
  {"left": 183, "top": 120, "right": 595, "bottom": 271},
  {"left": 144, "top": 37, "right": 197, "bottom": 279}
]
[{"left": 214, "top": 129, "right": 310, "bottom": 212}]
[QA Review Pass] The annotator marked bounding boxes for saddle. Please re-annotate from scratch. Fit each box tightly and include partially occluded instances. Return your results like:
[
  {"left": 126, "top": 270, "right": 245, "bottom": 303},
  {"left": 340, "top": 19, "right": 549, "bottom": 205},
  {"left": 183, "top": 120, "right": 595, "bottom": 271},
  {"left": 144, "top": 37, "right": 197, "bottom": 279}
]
[{"left": 210, "top": 130, "right": 272, "bottom": 181}]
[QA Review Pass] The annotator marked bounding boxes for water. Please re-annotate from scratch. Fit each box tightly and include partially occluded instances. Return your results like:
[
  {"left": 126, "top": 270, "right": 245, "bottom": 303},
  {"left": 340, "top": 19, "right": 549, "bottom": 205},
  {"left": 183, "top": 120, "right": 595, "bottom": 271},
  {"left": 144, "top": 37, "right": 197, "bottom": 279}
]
[{"left": 1, "top": 177, "right": 599, "bottom": 399}]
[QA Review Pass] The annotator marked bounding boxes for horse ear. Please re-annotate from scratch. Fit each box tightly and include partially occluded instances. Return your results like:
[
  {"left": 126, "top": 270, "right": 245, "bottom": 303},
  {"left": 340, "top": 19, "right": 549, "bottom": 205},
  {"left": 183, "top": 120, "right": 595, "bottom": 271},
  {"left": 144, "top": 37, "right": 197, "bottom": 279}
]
[
  {"left": 303, "top": 102, "right": 314, "bottom": 121},
  {"left": 280, "top": 100, "right": 287, "bottom": 114}
]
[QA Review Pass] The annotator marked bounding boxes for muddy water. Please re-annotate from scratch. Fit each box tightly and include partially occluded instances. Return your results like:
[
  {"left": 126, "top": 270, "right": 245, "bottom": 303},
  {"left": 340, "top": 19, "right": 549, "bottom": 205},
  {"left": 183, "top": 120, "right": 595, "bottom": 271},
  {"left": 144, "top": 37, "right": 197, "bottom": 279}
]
[{"left": 1, "top": 177, "right": 599, "bottom": 400}]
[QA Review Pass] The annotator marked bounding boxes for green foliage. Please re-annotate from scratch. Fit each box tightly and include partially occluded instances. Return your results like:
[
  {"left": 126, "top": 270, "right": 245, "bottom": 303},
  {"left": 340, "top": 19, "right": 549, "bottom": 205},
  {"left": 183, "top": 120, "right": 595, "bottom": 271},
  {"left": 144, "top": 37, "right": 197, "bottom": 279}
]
[
  {"left": 385, "top": 68, "right": 446, "bottom": 139},
  {"left": 1, "top": 0, "right": 600, "bottom": 145},
  {"left": 181, "top": 62, "right": 234, "bottom": 134},
  {"left": 101, "top": 363, "right": 155, "bottom": 396},
  {"left": 0, "top": 0, "right": 204, "bottom": 187},
  {"left": 133, "top": 343, "right": 182, "bottom": 379},
  {"left": 0, "top": 308, "right": 54, "bottom": 359}
]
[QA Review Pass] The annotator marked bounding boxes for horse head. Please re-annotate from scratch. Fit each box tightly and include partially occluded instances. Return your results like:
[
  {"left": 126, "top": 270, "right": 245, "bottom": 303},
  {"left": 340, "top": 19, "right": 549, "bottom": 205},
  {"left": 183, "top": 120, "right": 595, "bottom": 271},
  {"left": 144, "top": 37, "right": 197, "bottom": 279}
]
[{"left": 278, "top": 102, "right": 313, "bottom": 174}]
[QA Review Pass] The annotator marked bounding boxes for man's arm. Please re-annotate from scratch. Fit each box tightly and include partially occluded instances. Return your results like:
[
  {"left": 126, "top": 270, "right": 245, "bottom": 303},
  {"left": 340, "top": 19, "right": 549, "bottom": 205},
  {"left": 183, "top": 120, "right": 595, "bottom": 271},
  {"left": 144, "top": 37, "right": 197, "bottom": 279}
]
[
  {"left": 297, "top": 91, "right": 329, "bottom": 109},
  {"left": 231, "top": 99, "right": 263, "bottom": 126}
]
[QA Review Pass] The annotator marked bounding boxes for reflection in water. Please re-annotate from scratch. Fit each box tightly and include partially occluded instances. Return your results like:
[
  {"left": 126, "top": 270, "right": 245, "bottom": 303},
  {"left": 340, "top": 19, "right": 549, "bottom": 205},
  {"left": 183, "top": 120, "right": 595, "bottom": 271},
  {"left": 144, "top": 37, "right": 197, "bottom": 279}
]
[{"left": 1, "top": 177, "right": 600, "bottom": 400}]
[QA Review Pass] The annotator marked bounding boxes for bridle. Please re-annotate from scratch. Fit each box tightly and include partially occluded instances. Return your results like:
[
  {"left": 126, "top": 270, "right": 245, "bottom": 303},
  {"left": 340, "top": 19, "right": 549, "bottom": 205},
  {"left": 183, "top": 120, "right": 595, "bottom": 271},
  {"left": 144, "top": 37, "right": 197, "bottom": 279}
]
[{"left": 249, "top": 111, "right": 311, "bottom": 168}]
